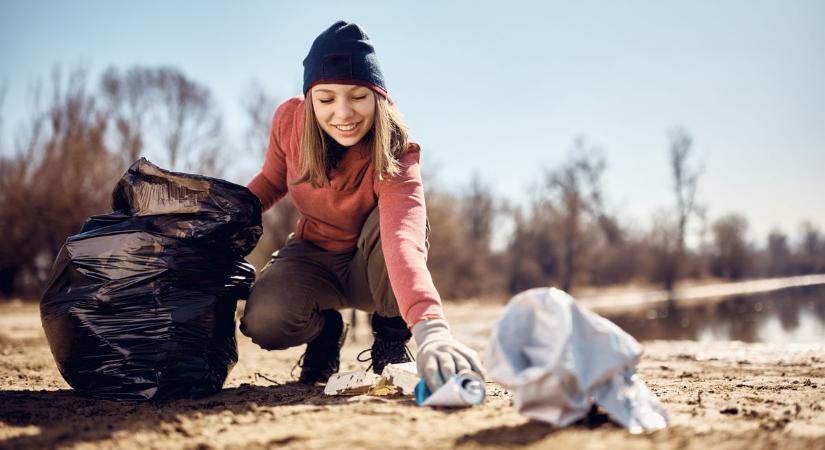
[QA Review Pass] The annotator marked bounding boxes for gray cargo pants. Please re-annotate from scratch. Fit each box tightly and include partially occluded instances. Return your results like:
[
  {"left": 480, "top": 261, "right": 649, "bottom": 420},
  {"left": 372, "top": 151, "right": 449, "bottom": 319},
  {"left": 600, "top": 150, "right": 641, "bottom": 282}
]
[{"left": 240, "top": 207, "right": 426, "bottom": 350}]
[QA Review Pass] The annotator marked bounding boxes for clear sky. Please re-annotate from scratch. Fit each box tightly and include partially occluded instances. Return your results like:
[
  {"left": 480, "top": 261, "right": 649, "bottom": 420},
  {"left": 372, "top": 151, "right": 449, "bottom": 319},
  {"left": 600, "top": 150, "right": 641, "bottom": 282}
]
[{"left": 1, "top": 0, "right": 823, "bottom": 246}]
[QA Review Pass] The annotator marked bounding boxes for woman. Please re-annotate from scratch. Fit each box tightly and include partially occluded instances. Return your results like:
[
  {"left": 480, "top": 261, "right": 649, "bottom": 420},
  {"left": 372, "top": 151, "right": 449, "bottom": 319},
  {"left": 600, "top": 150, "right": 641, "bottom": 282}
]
[{"left": 240, "top": 21, "right": 482, "bottom": 393}]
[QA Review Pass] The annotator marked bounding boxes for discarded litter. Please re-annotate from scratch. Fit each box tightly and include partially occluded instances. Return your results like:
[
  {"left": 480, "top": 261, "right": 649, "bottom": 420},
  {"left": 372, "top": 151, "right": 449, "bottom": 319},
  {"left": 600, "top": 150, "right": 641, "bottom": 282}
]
[
  {"left": 324, "top": 370, "right": 384, "bottom": 396},
  {"left": 485, "top": 287, "right": 668, "bottom": 434},
  {"left": 380, "top": 361, "right": 419, "bottom": 395},
  {"left": 323, "top": 362, "right": 419, "bottom": 397},
  {"left": 323, "top": 362, "right": 487, "bottom": 408},
  {"left": 414, "top": 370, "right": 486, "bottom": 407},
  {"left": 40, "top": 158, "right": 262, "bottom": 401}
]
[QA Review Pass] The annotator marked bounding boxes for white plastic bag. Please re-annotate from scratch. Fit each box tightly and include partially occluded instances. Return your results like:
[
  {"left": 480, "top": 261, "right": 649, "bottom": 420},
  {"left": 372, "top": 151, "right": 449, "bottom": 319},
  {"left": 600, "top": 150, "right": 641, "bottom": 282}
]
[{"left": 485, "top": 287, "right": 668, "bottom": 433}]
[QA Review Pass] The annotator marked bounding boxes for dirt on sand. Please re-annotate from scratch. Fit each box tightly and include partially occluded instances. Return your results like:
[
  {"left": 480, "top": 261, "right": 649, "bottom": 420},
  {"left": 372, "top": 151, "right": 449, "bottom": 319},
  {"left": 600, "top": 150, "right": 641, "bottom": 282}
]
[{"left": 1, "top": 299, "right": 824, "bottom": 450}]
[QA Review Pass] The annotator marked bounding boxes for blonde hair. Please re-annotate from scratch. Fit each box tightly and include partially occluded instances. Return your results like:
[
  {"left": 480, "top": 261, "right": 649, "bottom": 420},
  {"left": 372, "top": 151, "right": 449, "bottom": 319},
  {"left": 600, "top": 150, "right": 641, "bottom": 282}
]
[{"left": 293, "top": 91, "right": 410, "bottom": 188}]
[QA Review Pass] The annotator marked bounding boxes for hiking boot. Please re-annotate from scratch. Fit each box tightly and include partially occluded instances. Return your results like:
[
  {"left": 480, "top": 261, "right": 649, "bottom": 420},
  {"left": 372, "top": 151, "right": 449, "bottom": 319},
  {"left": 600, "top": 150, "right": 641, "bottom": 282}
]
[
  {"left": 357, "top": 313, "right": 413, "bottom": 374},
  {"left": 296, "top": 309, "right": 348, "bottom": 384}
]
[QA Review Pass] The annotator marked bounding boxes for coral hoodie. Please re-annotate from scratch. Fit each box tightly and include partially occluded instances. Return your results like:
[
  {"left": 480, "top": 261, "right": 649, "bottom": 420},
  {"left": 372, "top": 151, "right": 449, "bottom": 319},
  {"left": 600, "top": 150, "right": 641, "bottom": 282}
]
[{"left": 246, "top": 96, "right": 444, "bottom": 326}]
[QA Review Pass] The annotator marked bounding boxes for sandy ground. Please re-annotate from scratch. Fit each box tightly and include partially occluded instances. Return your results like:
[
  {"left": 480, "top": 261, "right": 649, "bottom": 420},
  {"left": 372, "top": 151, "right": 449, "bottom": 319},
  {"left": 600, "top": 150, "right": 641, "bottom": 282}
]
[{"left": 1, "top": 299, "right": 824, "bottom": 450}]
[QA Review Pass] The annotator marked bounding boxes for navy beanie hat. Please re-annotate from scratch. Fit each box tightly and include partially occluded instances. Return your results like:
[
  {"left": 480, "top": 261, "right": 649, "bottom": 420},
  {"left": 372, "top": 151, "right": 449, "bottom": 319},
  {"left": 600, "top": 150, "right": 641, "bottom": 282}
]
[{"left": 302, "top": 21, "right": 388, "bottom": 99}]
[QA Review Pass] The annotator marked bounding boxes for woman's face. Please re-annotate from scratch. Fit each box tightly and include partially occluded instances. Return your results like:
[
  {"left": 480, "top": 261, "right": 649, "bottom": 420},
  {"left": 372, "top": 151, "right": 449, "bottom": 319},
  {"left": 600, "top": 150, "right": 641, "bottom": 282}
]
[{"left": 310, "top": 83, "right": 376, "bottom": 147}]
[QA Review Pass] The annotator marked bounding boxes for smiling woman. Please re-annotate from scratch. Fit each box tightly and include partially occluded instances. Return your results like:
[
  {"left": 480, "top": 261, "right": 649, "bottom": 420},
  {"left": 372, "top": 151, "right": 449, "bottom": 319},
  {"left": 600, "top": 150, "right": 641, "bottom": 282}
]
[{"left": 240, "top": 21, "right": 483, "bottom": 391}]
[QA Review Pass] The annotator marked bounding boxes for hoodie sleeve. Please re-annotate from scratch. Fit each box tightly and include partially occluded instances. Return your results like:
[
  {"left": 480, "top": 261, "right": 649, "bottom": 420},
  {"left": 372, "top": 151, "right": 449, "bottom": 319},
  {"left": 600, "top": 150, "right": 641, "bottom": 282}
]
[
  {"left": 375, "top": 143, "right": 445, "bottom": 327},
  {"left": 247, "top": 97, "right": 301, "bottom": 211}
]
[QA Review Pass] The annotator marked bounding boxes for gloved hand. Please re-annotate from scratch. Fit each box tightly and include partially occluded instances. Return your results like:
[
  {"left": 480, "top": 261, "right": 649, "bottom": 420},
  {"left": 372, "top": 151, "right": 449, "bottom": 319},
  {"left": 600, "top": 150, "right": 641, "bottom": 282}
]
[{"left": 412, "top": 319, "right": 484, "bottom": 392}]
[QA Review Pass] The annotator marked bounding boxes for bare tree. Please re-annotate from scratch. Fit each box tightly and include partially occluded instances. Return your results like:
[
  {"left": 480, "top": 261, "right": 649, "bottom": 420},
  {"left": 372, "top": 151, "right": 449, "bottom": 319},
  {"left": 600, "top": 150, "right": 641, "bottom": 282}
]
[
  {"left": 0, "top": 155, "right": 31, "bottom": 296},
  {"left": 99, "top": 66, "right": 225, "bottom": 176},
  {"left": 799, "top": 221, "right": 821, "bottom": 258},
  {"left": 241, "top": 81, "right": 280, "bottom": 155},
  {"left": 417, "top": 169, "right": 504, "bottom": 300},
  {"left": 502, "top": 137, "right": 621, "bottom": 294},
  {"left": 1, "top": 67, "right": 120, "bottom": 296},
  {"left": 796, "top": 221, "right": 824, "bottom": 273},
  {"left": 766, "top": 229, "right": 792, "bottom": 276},
  {"left": 506, "top": 204, "right": 557, "bottom": 294},
  {"left": 539, "top": 137, "right": 607, "bottom": 292},
  {"left": 424, "top": 188, "right": 467, "bottom": 299},
  {"left": 161, "top": 69, "right": 222, "bottom": 174},
  {"left": 671, "top": 129, "right": 701, "bottom": 247},
  {"left": 100, "top": 67, "right": 156, "bottom": 169},
  {"left": 710, "top": 213, "right": 750, "bottom": 280},
  {"left": 0, "top": 78, "right": 29, "bottom": 296},
  {"left": 656, "top": 128, "right": 703, "bottom": 291},
  {"left": 3, "top": 65, "right": 236, "bottom": 298},
  {"left": 453, "top": 172, "right": 502, "bottom": 297},
  {"left": 463, "top": 172, "right": 494, "bottom": 245},
  {"left": 646, "top": 210, "right": 680, "bottom": 287}
]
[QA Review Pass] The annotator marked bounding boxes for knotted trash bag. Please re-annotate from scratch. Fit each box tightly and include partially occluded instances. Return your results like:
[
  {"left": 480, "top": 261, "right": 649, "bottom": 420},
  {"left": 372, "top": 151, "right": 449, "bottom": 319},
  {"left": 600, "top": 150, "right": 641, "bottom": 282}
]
[
  {"left": 40, "top": 158, "right": 262, "bottom": 401},
  {"left": 485, "top": 288, "right": 668, "bottom": 433}
]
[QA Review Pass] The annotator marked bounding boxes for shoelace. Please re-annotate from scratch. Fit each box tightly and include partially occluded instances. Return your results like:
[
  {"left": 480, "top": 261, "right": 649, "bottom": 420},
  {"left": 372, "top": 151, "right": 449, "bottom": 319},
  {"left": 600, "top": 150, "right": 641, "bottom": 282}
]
[
  {"left": 356, "top": 342, "right": 415, "bottom": 372},
  {"left": 290, "top": 350, "right": 344, "bottom": 380},
  {"left": 289, "top": 353, "right": 306, "bottom": 379},
  {"left": 290, "top": 322, "right": 351, "bottom": 380}
]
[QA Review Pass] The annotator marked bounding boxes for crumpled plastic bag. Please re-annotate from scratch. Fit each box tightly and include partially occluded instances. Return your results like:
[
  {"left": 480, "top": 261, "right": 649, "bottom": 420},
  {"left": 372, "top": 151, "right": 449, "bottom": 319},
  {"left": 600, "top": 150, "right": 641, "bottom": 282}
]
[
  {"left": 40, "top": 158, "right": 262, "bottom": 401},
  {"left": 485, "top": 287, "right": 668, "bottom": 433}
]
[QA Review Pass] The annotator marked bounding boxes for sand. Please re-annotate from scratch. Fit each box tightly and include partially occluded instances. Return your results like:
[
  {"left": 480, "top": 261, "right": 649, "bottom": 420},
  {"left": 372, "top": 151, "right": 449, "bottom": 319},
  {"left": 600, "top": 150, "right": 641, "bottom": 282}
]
[{"left": 1, "top": 300, "right": 824, "bottom": 450}]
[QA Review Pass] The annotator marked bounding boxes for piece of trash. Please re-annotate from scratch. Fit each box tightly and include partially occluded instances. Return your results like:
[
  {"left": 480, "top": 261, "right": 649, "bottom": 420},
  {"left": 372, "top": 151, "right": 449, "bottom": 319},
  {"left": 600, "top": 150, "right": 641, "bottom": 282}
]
[
  {"left": 40, "top": 158, "right": 262, "bottom": 401},
  {"left": 324, "top": 370, "right": 383, "bottom": 395},
  {"left": 366, "top": 377, "right": 397, "bottom": 396},
  {"left": 323, "top": 363, "right": 486, "bottom": 403},
  {"left": 485, "top": 287, "right": 668, "bottom": 433},
  {"left": 414, "top": 370, "right": 486, "bottom": 407},
  {"left": 324, "top": 363, "right": 419, "bottom": 397},
  {"left": 380, "top": 362, "right": 419, "bottom": 395}
]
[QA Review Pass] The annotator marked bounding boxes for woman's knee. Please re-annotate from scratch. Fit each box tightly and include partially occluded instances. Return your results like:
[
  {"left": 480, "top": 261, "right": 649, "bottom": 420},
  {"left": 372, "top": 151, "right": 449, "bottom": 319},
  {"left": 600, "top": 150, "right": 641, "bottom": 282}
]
[
  {"left": 239, "top": 263, "right": 323, "bottom": 350},
  {"left": 240, "top": 303, "right": 321, "bottom": 350}
]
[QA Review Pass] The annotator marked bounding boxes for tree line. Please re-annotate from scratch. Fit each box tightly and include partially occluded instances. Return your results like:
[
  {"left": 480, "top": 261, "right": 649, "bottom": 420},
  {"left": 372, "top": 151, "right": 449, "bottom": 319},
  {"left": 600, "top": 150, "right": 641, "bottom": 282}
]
[{"left": 1, "top": 66, "right": 823, "bottom": 299}]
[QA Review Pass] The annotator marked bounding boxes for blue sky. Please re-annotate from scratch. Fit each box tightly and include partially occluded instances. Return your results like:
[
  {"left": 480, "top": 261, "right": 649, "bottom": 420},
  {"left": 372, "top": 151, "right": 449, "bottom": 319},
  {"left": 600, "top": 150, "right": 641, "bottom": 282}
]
[{"left": 1, "top": 0, "right": 823, "bottom": 245}]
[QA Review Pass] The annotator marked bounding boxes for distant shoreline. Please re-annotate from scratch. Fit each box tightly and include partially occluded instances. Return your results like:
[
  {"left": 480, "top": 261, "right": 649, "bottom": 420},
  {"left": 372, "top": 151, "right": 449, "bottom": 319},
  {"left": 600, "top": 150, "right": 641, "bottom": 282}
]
[{"left": 579, "top": 274, "right": 825, "bottom": 313}]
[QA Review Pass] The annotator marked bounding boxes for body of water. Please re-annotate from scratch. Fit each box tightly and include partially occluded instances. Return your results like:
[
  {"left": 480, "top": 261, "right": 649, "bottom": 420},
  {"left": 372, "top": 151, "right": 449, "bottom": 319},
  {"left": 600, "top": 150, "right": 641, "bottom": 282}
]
[{"left": 605, "top": 284, "right": 825, "bottom": 343}]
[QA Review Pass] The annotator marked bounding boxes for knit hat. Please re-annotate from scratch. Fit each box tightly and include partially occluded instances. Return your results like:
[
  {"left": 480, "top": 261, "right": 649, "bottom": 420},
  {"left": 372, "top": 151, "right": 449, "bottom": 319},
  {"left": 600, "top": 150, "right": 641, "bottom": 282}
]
[{"left": 302, "top": 21, "right": 388, "bottom": 99}]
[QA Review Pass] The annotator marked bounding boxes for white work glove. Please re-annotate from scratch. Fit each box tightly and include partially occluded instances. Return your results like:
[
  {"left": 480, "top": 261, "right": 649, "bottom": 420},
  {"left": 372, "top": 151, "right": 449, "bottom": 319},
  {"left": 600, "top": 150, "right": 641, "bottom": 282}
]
[{"left": 412, "top": 319, "right": 484, "bottom": 392}]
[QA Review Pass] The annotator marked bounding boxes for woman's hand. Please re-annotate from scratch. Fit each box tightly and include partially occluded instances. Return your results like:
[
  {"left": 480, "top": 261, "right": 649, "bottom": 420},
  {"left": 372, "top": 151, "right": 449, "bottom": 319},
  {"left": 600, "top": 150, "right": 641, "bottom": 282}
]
[{"left": 411, "top": 319, "right": 484, "bottom": 392}]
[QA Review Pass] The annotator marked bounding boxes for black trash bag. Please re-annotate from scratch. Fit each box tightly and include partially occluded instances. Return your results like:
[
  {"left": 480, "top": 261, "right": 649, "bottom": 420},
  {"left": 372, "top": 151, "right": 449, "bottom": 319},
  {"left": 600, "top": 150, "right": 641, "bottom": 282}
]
[{"left": 40, "top": 158, "right": 262, "bottom": 401}]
